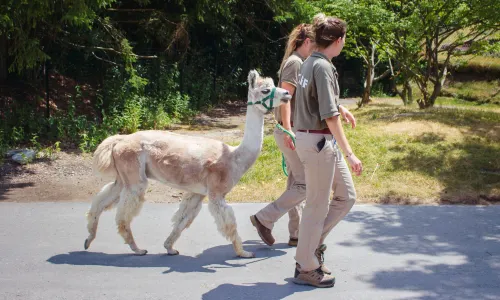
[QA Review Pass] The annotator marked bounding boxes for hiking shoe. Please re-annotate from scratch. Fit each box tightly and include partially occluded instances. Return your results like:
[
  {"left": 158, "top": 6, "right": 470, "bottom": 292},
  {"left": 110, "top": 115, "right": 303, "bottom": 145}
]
[
  {"left": 250, "top": 215, "right": 275, "bottom": 246},
  {"left": 288, "top": 237, "right": 298, "bottom": 247},
  {"left": 293, "top": 263, "right": 335, "bottom": 288},
  {"left": 315, "top": 244, "right": 332, "bottom": 275}
]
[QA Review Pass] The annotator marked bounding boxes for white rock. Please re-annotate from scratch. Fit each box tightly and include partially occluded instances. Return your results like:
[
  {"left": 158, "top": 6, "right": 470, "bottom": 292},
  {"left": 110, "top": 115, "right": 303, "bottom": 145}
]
[
  {"left": 11, "top": 149, "right": 37, "bottom": 164},
  {"left": 5, "top": 149, "right": 24, "bottom": 158}
]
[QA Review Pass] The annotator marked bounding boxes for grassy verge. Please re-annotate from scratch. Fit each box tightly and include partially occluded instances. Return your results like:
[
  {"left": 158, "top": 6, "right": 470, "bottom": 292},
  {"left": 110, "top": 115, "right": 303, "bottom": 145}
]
[
  {"left": 446, "top": 55, "right": 500, "bottom": 74},
  {"left": 442, "top": 80, "right": 499, "bottom": 104},
  {"left": 435, "top": 97, "right": 500, "bottom": 110},
  {"left": 227, "top": 102, "right": 500, "bottom": 204},
  {"left": 399, "top": 81, "right": 500, "bottom": 109}
]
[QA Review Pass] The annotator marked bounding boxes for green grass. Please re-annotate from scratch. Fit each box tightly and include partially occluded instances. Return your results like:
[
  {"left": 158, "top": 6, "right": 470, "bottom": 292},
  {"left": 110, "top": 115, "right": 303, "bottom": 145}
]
[
  {"left": 435, "top": 97, "right": 500, "bottom": 110},
  {"left": 442, "top": 80, "right": 500, "bottom": 104},
  {"left": 447, "top": 55, "right": 500, "bottom": 73},
  {"left": 400, "top": 80, "right": 500, "bottom": 110},
  {"left": 227, "top": 103, "right": 500, "bottom": 204},
  {"left": 227, "top": 135, "right": 287, "bottom": 202}
]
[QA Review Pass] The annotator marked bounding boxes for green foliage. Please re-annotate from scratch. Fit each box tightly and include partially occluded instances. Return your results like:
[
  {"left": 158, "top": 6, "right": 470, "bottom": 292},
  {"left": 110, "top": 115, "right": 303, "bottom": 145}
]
[
  {"left": 230, "top": 102, "right": 500, "bottom": 203},
  {"left": 383, "top": 0, "right": 500, "bottom": 108},
  {"left": 3, "top": 0, "right": 498, "bottom": 155},
  {"left": 442, "top": 80, "right": 500, "bottom": 105},
  {"left": 0, "top": 0, "right": 117, "bottom": 73},
  {"left": 29, "top": 135, "right": 61, "bottom": 160}
]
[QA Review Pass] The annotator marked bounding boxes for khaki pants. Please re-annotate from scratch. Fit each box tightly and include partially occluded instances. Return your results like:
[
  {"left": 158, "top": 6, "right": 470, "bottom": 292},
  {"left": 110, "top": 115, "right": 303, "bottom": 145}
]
[
  {"left": 256, "top": 128, "right": 305, "bottom": 238},
  {"left": 294, "top": 131, "right": 356, "bottom": 272}
]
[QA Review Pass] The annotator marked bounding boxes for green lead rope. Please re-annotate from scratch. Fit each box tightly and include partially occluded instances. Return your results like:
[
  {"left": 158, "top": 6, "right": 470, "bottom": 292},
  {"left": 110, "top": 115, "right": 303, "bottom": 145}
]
[{"left": 275, "top": 123, "right": 296, "bottom": 177}]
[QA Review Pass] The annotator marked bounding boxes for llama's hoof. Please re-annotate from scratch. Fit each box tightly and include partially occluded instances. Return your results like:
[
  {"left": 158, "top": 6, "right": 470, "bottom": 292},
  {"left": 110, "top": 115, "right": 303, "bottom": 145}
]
[
  {"left": 238, "top": 251, "right": 255, "bottom": 258},
  {"left": 134, "top": 249, "right": 148, "bottom": 256},
  {"left": 135, "top": 249, "right": 148, "bottom": 256},
  {"left": 84, "top": 239, "right": 91, "bottom": 250},
  {"left": 167, "top": 249, "right": 179, "bottom": 256}
]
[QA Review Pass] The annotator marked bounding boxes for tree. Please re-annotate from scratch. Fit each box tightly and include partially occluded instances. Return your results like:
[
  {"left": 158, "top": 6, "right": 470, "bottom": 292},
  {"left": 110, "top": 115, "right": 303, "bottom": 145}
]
[
  {"left": 383, "top": 0, "right": 500, "bottom": 108},
  {"left": 319, "top": 0, "right": 394, "bottom": 107},
  {"left": 0, "top": 0, "right": 118, "bottom": 76}
]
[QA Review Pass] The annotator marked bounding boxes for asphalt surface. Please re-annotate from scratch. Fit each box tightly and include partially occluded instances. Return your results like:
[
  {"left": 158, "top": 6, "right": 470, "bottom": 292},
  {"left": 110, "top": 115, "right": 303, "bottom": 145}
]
[{"left": 0, "top": 202, "right": 498, "bottom": 300}]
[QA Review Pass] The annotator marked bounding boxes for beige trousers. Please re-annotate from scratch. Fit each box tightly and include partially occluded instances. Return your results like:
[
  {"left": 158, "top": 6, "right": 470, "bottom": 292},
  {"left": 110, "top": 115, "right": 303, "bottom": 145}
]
[
  {"left": 294, "top": 131, "right": 356, "bottom": 272},
  {"left": 256, "top": 128, "right": 305, "bottom": 238}
]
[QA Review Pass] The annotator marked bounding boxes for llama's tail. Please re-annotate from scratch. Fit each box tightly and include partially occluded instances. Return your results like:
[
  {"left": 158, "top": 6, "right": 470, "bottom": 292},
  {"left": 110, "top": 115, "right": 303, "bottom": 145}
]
[{"left": 92, "top": 135, "right": 125, "bottom": 178}]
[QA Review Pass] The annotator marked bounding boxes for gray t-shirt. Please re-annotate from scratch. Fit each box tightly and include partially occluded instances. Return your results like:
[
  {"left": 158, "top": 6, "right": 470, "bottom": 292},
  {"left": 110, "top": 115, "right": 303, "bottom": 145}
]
[
  {"left": 294, "top": 52, "right": 340, "bottom": 130},
  {"left": 274, "top": 52, "right": 304, "bottom": 123}
]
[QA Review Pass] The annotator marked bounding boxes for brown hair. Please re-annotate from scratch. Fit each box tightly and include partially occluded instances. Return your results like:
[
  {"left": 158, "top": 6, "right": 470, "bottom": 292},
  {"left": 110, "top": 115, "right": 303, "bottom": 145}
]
[
  {"left": 279, "top": 23, "right": 314, "bottom": 75},
  {"left": 312, "top": 13, "right": 347, "bottom": 49}
]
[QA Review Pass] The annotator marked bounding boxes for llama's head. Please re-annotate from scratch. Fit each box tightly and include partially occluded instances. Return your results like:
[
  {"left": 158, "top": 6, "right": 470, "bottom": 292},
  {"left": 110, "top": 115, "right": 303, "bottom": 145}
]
[{"left": 247, "top": 70, "right": 291, "bottom": 113}]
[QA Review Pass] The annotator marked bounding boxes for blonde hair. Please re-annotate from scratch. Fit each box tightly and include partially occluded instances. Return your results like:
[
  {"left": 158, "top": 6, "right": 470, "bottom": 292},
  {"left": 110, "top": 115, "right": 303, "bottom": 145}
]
[
  {"left": 279, "top": 23, "right": 314, "bottom": 75},
  {"left": 312, "top": 13, "right": 347, "bottom": 49}
]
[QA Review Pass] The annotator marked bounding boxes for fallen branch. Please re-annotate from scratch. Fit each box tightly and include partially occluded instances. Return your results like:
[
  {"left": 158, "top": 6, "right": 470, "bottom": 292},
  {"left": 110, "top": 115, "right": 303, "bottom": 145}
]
[
  {"left": 92, "top": 52, "right": 122, "bottom": 66},
  {"left": 67, "top": 42, "right": 157, "bottom": 59}
]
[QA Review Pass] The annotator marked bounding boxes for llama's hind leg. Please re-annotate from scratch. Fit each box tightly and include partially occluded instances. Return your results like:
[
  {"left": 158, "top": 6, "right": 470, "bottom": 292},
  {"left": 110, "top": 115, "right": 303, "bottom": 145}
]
[
  {"left": 208, "top": 198, "right": 255, "bottom": 258},
  {"left": 85, "top": 181, "right": 121, "bottom": 250},
  {"left": 115, "top": 184, "right": 148, "bottom": 255},
  {"left": 164, "top": 193, "right": 204, "bottom": 255}
]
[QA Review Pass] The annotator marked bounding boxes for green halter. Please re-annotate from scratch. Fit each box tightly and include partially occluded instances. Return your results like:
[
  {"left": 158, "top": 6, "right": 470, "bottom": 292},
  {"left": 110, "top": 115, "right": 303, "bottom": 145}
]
[
  {"left": 247, "top": 87, "right": 276, "bottom": 111},
  {"left": 276, "top": 123, "right": 296, "bottom": 177}
]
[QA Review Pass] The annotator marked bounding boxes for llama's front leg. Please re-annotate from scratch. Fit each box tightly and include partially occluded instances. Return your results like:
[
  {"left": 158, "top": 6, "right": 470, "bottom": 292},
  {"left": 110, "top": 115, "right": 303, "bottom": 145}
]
[
  {"left": 85, "top": 181, "right": 121, "bottom": 250},
  {"left": 208, "top": 198, "right": 255, "bottom": 258},
  {"left": 164, "top": 193, "right": 204, "bottom": 255},
  {"left": 115, "top": 188, "right": 147, "bottom": 255}
]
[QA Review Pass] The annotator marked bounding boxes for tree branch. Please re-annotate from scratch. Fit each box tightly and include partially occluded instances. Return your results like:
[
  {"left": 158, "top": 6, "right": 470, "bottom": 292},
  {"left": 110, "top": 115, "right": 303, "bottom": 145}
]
[
  {"left": 92, "top": 52, "right": 122, "bottom": 66},
  {"left": 373, "top": 69, "right": 391, "bottom": 82},
  {"left": 67, "top": 42, "right": 157, "bottom": 59},
  {"left": 355, "top": 41, "right": 369, "bottom": 64},
  {"left": 107, "top": 8, "right": 157, "bottom": 12}
]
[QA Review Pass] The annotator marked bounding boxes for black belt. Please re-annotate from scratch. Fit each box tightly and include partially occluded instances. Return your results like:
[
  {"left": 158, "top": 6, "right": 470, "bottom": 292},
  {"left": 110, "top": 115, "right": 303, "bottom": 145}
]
[{"left": 297, "top": 128, "right": 331, "bottom": 134}]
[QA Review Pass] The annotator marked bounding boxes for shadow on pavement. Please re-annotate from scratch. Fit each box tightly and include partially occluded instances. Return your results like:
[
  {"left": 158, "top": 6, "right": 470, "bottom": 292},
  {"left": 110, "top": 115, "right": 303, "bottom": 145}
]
[
  {"left": 202, "top": 279, "right": 314, "bottom": 300},
  {"left": 47, "top": 240, "right": 288, "bottom": 274},
  {"left": 342, "top": 206, "right": 500, "bottom": 300}
]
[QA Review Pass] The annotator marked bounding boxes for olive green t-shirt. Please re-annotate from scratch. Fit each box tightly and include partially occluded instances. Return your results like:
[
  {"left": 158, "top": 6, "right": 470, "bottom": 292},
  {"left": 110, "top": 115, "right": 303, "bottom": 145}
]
[
  {"left": 294, "top": 52, "right": 340, "bottom": 130},
  {"left": 274, "top": 52, "right": 304, "bottom": 123}
]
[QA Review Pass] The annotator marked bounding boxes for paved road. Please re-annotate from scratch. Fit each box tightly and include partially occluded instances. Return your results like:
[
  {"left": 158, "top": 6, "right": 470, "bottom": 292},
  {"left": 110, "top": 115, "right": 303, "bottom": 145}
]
[{"left": 0, "top": 203, "right": 498, "bottom": 300}]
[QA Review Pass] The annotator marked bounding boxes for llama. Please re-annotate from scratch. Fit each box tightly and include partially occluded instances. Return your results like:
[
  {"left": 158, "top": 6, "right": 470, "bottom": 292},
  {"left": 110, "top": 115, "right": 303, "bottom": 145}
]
[{"left": 84, "top": 70, "right": 291, "bottom": 258}]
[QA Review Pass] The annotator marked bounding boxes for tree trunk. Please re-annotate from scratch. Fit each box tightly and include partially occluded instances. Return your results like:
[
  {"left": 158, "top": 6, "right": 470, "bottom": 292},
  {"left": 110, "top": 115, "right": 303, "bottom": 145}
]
[
  {"left": 417, "top": 84, "right": 430, "bottom": 109},
  {"left": 212, "top": 41, "right": 217, "bottom": 105},
  {"left": 359, "top": 43, "right": 376, "bottom": 108},
  {"left": 360, "top": 62, "right": 374, "bottom": 107},
  {"left": 405, "top": 79, "right": 413, "bottom": 104},
  {"left": 397, "top": 78, "right": 413, "bottom": 106},
  {"left": 388, "top": 58, "right": 413, "bottom": 106},
  {"left": 44, "top": 61, "right": 50, "bottom": 121},
  {"left": 0, "top": 35, "right": 7, "bottom": 82}
]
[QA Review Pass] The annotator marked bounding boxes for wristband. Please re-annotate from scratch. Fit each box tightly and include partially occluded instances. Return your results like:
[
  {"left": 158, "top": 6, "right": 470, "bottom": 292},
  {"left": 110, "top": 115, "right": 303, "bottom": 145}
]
[{"left": 346, "top": 152, "right": 353, "bottom": 158}]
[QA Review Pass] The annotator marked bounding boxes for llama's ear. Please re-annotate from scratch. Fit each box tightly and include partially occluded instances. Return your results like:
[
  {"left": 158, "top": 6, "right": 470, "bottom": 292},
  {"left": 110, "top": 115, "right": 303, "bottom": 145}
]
[{"left": 248, "top": 70, "right": 259, "bottom": 89}]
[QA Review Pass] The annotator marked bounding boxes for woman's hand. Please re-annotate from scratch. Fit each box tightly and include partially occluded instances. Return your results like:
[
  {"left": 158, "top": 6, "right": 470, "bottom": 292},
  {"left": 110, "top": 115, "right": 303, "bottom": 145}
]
[
  {"left": 339, "top": 105, "right": 356, "bottom": 129},
  {"left": 284, "top": 134, "right": 295, "bottom": 150},
  {"left": 347, "top": 153, "right": 363, "bottom": 176}
]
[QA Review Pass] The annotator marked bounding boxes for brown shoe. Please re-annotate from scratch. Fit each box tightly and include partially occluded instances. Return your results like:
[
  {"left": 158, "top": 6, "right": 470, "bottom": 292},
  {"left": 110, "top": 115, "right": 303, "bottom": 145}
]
[
  {"left": 288, "top": 237, "right": 298, "bottom": 247},
  {"left": 294, "top": 263, "right": 335, "bottom": 288},
  {"left": 315, "top": 244, "right": 332, "bottom": 275},
  {"left": 250, "top": 215, "right": 275, "bottom": 246}
]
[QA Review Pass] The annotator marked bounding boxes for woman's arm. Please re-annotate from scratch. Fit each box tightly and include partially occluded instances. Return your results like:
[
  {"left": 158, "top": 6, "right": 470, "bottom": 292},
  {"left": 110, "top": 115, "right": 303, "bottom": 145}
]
[
  {"left": 325, "top": 115, "right": 363, "bottom": 176},
  {"left": 279, "top": 59, "right": 301, "bottom": 150},
  {"left": 280, "top": 82, "right": 296, "bottom": 132}
]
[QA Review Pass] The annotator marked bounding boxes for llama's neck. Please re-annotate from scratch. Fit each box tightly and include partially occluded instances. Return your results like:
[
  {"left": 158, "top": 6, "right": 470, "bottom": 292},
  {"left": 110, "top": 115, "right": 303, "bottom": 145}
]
[{"left": 233, "top": 105, "right": 265, "bottom": 178}]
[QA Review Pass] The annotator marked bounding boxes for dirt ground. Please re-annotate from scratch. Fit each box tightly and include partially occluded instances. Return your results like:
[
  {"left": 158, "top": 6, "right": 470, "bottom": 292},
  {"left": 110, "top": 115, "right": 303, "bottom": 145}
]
[{"left": 0, "top": 100, "right": 273, "bottom": 203}]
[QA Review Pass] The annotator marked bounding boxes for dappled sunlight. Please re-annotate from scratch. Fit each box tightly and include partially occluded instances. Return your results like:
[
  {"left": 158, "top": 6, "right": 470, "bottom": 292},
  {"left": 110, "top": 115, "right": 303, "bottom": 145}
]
[
  {"left": 224, "top": 104, "right": 500, "bottom": 204},
  {"left": 342, "top": 207, "right": 500, "bottom": 299},
  {"left": 381, "top": 121, "right": 463, "bottom": 141}
]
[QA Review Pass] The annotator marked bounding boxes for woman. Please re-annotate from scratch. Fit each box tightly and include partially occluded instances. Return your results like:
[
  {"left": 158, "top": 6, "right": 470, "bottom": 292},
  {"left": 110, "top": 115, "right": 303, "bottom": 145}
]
[
  {"left": 250, "top": 23, "right": 356, "bottom": 254},
  {"left": 291, "top": 14, "right": 362, "bottom": 288}
]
